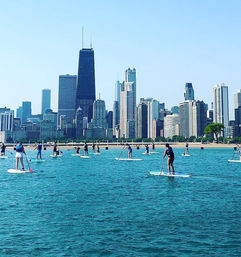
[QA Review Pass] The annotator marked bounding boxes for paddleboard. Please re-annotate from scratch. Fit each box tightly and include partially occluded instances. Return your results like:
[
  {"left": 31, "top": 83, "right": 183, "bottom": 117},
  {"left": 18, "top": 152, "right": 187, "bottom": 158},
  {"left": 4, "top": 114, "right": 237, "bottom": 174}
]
[
  {"left": 30, "top": 160, "right": 46, "bottom": 163},
  {"left": 94, "top": 153, "right": 101, "bottom": 155},
  {"left": 0, "top": 156, "right": 8, "bottom": 159},
  {"left": 7, "top": 169, "right": 31, "bottom": 174},
  {"left": 149, "top": 152, "right": 159, "bottom": 154},
  {"left": 50, "top": 155, "right": 63, "bottom": 158},
  {"left": 72, "top": 154, "right": 81, "bottom": 156},
  {"left": 80, "top": 155, "right": 90, "bottom": 159},
  {"left": 149, "top": 171, "right": 191, "bottom": 178},
  {"left": 115, "top": 158, "right": 143, "bottom": 161},
  {"left": 142, "top": 153, "right": 150, "bottom": 155},
  {"left": 182, "top": 154, "right": 191, "bottom": 157},
  {"left": 228, "top": 160, "right": 241, "bottom": 163}
]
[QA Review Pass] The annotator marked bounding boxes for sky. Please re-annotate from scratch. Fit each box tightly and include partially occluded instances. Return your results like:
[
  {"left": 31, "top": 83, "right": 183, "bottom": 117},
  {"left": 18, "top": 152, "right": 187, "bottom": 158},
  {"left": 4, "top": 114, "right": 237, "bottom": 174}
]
[{"left": 0, "top": 0, "right": 241, "bottom": 119}]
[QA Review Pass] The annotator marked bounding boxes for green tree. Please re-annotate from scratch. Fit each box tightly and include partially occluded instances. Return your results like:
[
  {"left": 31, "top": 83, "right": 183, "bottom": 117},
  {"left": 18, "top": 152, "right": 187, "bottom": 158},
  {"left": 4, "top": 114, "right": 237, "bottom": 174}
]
[{"left": 204, "top": 123, "right": 224, "bottom": 143}]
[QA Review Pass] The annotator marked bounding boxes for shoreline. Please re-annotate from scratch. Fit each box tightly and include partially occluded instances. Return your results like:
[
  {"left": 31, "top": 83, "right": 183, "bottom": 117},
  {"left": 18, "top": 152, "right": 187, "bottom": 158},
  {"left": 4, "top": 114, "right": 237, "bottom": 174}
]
[{"left": 6, "top": 142, "right": 239, "bottom": 149}]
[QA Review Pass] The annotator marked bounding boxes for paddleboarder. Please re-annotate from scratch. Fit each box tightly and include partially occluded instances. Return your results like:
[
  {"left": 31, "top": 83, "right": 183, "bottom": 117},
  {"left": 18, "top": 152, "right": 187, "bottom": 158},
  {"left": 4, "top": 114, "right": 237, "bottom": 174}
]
[
  {"left": 163, "top": 143, "right": 175, "bottom": 174},
  {"left": 127, "top": 144, "right": 132, "bottom": 159},
  {"left": 84, "top": 142, "right": 88, "bottom": 156},
  {"left": 15, "top": 142, "right": 25, "bottom": 170},
  {"left": 92, "top": 143, "right": 96, "bottom": 153},
  {"left": 97, "top": 144, "right": 100, "bottom": 153},
  {"left": 34, "top": 142, "right": 42, "bottom": 160},
  {"left": 75, "top": 146, "right": 80, "bottom": 154},
  {"left": 53, "top": 141, "right": 59, "bottom": 156},
  {"left": 145, "top": 144, "right": 149, "bottom": 154},
  {"left": 1, "top": 143, "right": 6, "bottom": 156}
]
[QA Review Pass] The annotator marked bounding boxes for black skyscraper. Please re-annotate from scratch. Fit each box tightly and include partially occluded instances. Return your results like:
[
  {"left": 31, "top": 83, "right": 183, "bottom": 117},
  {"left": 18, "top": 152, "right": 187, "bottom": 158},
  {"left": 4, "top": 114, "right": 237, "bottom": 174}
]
[{"left": 76, "top": 48, "right": 96, "bottom": 122}]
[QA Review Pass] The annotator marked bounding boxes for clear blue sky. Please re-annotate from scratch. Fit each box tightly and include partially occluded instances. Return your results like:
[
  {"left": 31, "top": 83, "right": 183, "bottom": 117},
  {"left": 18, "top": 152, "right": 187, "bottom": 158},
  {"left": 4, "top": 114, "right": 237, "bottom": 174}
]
[{"left": 0, "top": 0, "right": 241, "bottom": 118}]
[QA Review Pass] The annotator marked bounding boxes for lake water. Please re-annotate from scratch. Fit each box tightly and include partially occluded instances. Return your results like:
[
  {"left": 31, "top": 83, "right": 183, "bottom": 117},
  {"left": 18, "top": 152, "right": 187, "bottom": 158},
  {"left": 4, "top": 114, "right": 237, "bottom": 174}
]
[{"left": 0, "top": 147, "right": 241, "bottom": 256}]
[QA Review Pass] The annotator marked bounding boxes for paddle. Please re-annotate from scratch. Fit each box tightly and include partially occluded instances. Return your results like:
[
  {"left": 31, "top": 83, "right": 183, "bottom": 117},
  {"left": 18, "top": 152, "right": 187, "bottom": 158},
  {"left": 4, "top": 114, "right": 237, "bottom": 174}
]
[
  {"left": 118, "top": 146, "right": 126, "bottom": 159},
  {"left": 25, "top": 154, "right": 33, "bottom": 172}
]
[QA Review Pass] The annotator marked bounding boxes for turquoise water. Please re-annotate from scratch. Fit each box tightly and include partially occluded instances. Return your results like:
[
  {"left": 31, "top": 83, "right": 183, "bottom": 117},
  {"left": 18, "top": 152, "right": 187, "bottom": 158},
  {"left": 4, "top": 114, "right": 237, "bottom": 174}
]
[{"left": 0, "top": 147, "right": 241, "bottom": 256}]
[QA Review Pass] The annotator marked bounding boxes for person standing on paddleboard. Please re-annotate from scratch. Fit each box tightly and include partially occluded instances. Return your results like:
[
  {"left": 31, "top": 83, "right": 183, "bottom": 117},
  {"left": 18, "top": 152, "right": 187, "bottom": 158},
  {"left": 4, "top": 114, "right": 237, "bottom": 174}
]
[
  {"left": 97, "top": 144, "right": 100, "bottom": 153},
  {"left": 53, "top": 141, "right": 58, "bottom": 156},
  {"left": 127, "top": 144, "right": 132, "bottom": 159},
  {"left": 163, "top": 143, "right": 175, "bottom": 174},
  {"left": 34, "top": 142, "right": 42, "bottom": 160},
  {"left": 1, "top": 143, "right": 6, "bottom": 156},
  {"left": 75, "top": 146, "right": 80, "bottom": 154},
  {"left": 84, "top": 142, "right": 88, "bottom": 156},
  {"left": 15, "top": 142, "right": 25, "bottom": 170},
  {"left": 145, "top": 145, "right": 149, "bottom": 154}
]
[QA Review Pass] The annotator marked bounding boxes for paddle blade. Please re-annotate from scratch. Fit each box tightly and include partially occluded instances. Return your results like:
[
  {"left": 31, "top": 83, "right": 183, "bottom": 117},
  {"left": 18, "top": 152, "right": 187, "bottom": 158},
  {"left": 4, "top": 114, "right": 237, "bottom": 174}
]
[{"left": 29, "top": 168, "right": 33, "bottom": 173}]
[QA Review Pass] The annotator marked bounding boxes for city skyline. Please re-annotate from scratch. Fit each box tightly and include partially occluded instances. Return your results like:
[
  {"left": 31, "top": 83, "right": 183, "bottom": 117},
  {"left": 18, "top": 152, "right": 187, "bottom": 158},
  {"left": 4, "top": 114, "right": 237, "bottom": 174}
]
[{"left": 1, "top": 1, "right": 241, "bottom": 118}]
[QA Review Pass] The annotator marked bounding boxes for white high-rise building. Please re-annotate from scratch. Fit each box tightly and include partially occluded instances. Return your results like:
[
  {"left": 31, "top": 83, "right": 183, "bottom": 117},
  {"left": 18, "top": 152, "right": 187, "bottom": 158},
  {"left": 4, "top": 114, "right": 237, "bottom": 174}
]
[
  {"left": 120, "top": 81, "right": 135, "bottom": 138},
  {"left": 213, "top": 84, "right": 229, "bottom": 137},
  {"left": 0, "top": 111, "right": 14, "bottom": 132},
  {"left": 164, "top": 114, "right": 180, "bottom": 138},
  {"left": 125, "top": 68, "right": 136, "bottom": 109},
  {"left": 234, "top": 89, "right": 241, "bottom": 109},
  {"left": 140, "top": 98, "right": 159, "bottom": 138}
]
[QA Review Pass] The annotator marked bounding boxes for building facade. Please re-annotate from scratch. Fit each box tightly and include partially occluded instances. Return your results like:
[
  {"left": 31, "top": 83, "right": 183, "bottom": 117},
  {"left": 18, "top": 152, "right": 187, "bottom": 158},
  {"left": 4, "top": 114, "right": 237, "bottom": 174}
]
[
  {"left": 213, "top": 84, "right": 229, "bottom": 137},
  {"left": 58, "top": 75, "right": 77, "bottom": 127},
  {"left": 76, "top": 48, "right": 96, "bottom": 122},
  {"left": 41, "top": 89, "right": 51, "bottom": 114}
]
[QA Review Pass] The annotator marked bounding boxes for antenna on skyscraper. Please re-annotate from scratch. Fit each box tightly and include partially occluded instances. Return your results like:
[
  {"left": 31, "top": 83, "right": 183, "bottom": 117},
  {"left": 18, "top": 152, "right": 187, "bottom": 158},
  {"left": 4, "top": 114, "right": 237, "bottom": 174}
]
[
  {"left": 90, "top": 34, "right": 92, "bottom": 49},
  {"left": 82, "top": 26, "right": 84, "bottom": 49}
]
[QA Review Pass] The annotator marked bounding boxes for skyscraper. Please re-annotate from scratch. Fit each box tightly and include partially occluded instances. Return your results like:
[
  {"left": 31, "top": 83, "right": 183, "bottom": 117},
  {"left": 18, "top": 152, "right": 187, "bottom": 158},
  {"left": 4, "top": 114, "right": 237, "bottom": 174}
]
[
  {"left": 234, "top": 89, "right": 241, "bottom": 109},
  {"left": 113, "top": 101, "right": 120, "bottom": 129},
  {"left": 115, "top": 80, "right": 121, "bottom": 104},
  {"left": 120, "top": 81, "right": 135, "bottom": 138},
  {"left": 21, "top": 101, "right": 32, "bottom": 124},
  {"left": 140, "top": 98, "right": 159, "bottom": 139},
  {"left": 184, "top": 83, "right": 194, "bottom": 101},
  {"left": 89, "top": 99, "right": 107, "bottom": 129},
  {"left": 213, "top": 84, "right": 229, "bottom": 137},
  {"left": 58, "top": 75, "right": 77, "bottom": 127},
  {"left": 125, "top": 68, "right": 136, "bottom": 108},
  {"left": 179, "top": 100, "right": 207, "bottom": 138},
  {"left": 0, "top": 110, "right": 14, "bottom": 131},
  {"left": 135, "top": 103, "right": 148, "bottom": 138},
  {"left": 76, "top": 48, "right": 96, "bottom": 122},
  {"left": 41, "top": 89, "right": 51, "bottom": 114},
  {"left": 164, "top": 114, "right": 180, "bottom": 138}
]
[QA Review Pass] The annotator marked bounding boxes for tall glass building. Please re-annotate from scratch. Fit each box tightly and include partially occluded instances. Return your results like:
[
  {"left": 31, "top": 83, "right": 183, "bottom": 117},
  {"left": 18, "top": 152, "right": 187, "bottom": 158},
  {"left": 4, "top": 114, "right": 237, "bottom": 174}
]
[
  {"left": 184, "top": 83, "right": 194, "bottom": 101},
  {"left": 58, "top": 75, "right": 77, "bottom": 126},
  {"left": 21, "top": 101, "right": 31, "bottom": 124},
  {"left": 41, "top": 89, "right": 51, "bottom": 114},
  {"left": 76, "top": 48, "right": 96, "bottom": 122}
]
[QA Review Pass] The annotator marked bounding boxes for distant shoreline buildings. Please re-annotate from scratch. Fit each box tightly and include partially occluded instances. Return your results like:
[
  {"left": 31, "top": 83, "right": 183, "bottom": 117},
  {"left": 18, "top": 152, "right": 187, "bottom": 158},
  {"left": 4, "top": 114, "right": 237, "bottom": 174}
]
[{"left": 0, "top": 45, "right": 241, "bottom": 143}]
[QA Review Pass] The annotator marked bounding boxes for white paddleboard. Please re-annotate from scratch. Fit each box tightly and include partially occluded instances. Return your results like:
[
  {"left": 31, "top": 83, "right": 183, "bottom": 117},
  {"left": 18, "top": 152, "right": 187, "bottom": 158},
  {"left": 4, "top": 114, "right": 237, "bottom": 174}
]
[
  {"left": 80, "top": 155, "right": 90, "bottom": 159},
  {"left": 72, "top": 154, "right": 81, "bottom": 156},
  {"left": 7, "top": 169, "right": 31, "bottom": 174},
  {"left": 149, "top": 171, "right": 191, "bottom": 178},
  {"left": 94, "top": 153, "right": 101, "bottom": 155},
  {"left": 0, "top": 156, "right": 8, "bottom": 159},
  {"left": 182, "top": 154, "right": 191, "bottom": 157},
  {"left": 228, "top": 160, "right": 241, "bottom": 163},
  {"left": 50, "top": 155, "right": 63, "bottom": 158},
  {"left": 142, "top": 153, "right": 150, "bottom": 155},
  {"left": 115, "top": 158, "right": 143, "bottom": 161},
  {"left": 30, "top": 160, "right": 45, "bottom": 163},
  {"left": 149, "top": 152, "right": 159, "bottom": 154}
]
